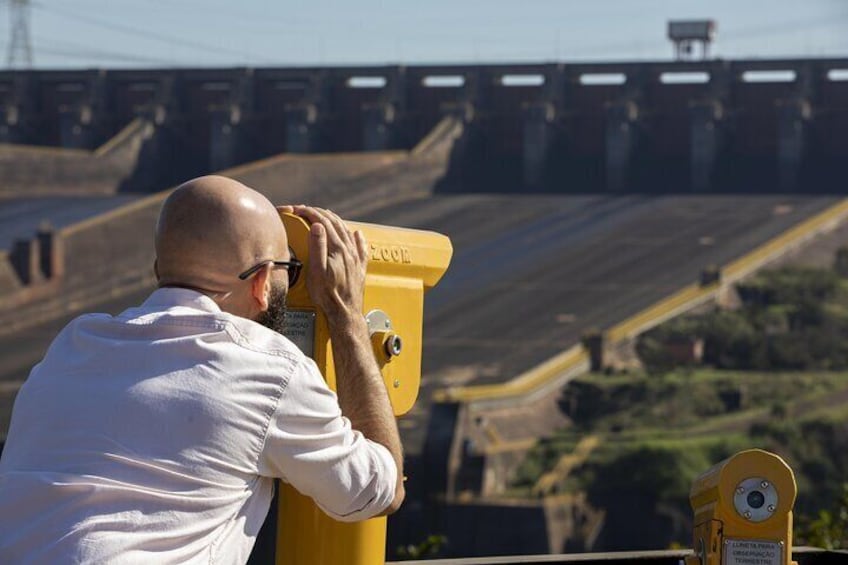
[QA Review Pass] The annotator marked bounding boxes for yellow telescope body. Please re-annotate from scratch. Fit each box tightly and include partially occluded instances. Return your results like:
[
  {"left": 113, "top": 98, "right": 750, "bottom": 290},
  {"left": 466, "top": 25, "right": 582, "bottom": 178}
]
[
  {"left": 686, "top": 449, "right": 797, "bottom": 565},
  {"left": 275, "top": 212, "right": 452, "bottom": 565}
]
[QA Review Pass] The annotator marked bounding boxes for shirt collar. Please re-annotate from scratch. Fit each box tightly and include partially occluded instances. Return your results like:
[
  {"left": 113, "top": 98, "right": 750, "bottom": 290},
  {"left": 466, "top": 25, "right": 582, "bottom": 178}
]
[{"left": 141, "top": 287, "right": 224, "bottom": 314}]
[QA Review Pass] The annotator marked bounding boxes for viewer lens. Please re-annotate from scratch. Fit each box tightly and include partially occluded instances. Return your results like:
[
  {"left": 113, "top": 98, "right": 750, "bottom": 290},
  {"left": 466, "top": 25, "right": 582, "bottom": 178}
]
[{"left": 747, "top": 490, "right": 766, "bottom": 509}]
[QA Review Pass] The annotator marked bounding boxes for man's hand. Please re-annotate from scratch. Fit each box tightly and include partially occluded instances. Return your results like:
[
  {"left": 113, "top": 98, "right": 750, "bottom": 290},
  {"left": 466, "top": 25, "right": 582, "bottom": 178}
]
[{"left": 288, "top": 206, "right": 369, "bottom": 322}]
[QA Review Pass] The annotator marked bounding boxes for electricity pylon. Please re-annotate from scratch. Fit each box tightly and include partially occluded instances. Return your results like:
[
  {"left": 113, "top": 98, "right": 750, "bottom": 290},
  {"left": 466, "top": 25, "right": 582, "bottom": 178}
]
[{"left": 7, "top": 0, "right": 33, "bottom": 68}]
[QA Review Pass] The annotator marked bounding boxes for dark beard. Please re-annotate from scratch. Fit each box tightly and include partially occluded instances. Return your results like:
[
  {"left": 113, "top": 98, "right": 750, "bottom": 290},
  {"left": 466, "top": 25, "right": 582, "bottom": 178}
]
[{"left": 256, "top": 284, "right": 288, "bottom": 335}]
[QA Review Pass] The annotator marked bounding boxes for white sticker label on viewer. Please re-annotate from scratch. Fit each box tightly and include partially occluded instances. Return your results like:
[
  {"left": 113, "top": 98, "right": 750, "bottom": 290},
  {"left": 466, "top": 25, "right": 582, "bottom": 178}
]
[
  {"left": 282, "top": 310, "right": 316, "bottom": 358},
  {"left": 724, "top": 539, "right": 782, "bottom": 565}
]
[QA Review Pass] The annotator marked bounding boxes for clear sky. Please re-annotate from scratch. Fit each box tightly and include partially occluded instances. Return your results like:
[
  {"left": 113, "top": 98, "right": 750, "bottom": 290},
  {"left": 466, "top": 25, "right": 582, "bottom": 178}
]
[{"left": 4, "top": 0, "right": 848, "bottom": 69}]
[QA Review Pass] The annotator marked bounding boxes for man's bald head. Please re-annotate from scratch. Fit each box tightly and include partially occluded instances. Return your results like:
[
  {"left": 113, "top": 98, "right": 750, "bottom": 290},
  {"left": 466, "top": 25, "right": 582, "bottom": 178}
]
[{"left": 155, "top": 175, "right": 288, "bottom": 294}]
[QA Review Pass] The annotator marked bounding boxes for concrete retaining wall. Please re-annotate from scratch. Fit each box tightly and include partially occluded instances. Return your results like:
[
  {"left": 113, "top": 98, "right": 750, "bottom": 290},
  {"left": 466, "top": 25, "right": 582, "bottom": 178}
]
[{"left": 0, "top": 251, "right": 20, "bottom": 295}]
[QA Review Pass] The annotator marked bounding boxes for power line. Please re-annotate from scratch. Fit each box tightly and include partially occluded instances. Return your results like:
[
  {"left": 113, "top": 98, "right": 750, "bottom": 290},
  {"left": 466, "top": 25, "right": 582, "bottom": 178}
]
[
  {"left": 34, "top": 37, "right": 181, "bottom": 65},
  {"left": 29, "top": 0, "right": 273, "bottom": 64},
  {"left": 35, "top": 47, "right": 170, "bottom": 65}
]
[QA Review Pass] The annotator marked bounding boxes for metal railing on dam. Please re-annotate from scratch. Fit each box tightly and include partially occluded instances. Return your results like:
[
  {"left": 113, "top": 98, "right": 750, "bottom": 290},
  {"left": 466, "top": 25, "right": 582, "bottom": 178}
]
[
  {"left": 1, "top": 58, "right": 846, "bottom": 192},
  {"left": 386, "top": 548, "right": 847, "bottom": 565}
]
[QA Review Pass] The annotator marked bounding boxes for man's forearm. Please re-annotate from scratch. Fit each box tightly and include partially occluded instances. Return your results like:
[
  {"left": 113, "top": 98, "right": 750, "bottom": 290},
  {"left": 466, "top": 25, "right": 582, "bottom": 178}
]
[{"left": 327, "top": 310, "right": 405, "bottom": 511}]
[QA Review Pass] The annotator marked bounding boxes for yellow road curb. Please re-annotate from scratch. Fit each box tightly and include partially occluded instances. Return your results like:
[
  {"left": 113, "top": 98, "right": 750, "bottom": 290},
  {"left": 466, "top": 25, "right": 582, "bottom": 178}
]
[
  {"left": 607, "top": 283, "right": 717, "bottom": 342},
  {"left": 433, "top": 345, "right": 588, "bottom": 403},
  {"left": 724, "top": 198, "right": 848, "bottom": 280}
]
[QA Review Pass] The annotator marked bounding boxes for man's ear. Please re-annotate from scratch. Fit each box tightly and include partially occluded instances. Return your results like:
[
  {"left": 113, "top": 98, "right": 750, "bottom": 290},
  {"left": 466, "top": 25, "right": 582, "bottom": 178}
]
[{"left": 250, "top": 264, "right": 272, "bottom": 311}]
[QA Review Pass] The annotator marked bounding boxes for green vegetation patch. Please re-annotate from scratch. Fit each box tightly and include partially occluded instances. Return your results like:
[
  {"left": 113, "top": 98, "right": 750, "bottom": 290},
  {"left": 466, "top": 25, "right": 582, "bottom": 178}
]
[
  {"left": 561, "top": 370, "right": 848, "bottom": 431},
  {"left": 639, "top": 267, "right": 848, "bottom": 373}
]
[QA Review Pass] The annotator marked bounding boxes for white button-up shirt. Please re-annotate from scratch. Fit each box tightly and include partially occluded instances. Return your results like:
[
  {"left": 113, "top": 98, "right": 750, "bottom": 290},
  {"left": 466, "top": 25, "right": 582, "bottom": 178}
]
[{"left": 0, "top": 288, "right": 396, "bottom": 564}]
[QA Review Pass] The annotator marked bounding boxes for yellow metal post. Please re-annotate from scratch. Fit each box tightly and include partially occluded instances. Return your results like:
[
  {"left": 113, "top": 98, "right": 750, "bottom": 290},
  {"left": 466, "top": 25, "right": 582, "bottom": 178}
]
[{"left": 275, "top": 212, "right": 452, "bottom": 565}]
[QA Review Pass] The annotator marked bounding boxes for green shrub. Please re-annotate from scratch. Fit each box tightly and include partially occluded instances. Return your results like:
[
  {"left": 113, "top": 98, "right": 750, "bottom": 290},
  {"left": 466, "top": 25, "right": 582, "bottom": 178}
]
[
  {"left": 700, "top": 310, "right": 762, "bottom": 369},
  {"left": 636, "top": 265, "right": 848, "bottom": 372},
  {"left": 636, "top": 317, "right": 702, "bottom": 376},
  {"left": 796, "top": 485, "right": 848, "bottom": 549}
]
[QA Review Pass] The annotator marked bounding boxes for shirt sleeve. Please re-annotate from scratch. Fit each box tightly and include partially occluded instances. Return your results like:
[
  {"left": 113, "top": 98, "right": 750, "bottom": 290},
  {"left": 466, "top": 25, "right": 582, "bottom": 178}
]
[{"left": 257, "top": 355, "right": 397, "bottom": 523}]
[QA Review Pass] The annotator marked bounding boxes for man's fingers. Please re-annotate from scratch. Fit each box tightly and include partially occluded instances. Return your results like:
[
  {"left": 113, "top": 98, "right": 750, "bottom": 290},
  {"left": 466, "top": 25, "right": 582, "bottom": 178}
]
[
  {"left": 294, "top": 206, "right": 345, "bottom": 249},
  {"left": 319, "top": 208, "right": 354, "bottom": 248},
  {"left": 354, "top": 230, "right": 369, "bottom": 265},
  {"left": 277, "top": 205, "right": 294, "bottom": 214},
  {"left": 308, "top": 222, "right": 328, "bottom": 275},
  {"left": 291, "top": 205, "right": 324, "bottom": 225},
  {"left": 293, "top": 205, "right": 356, "bottom": 255},
  {"left": 291, "top": 205, "right": 366, "bottom": 316}
]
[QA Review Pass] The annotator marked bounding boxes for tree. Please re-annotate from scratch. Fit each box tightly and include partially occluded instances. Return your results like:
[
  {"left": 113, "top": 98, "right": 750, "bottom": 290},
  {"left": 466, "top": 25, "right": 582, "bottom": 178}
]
[{"left": 797, "top": 484, "right": 848, "bottom": 549}]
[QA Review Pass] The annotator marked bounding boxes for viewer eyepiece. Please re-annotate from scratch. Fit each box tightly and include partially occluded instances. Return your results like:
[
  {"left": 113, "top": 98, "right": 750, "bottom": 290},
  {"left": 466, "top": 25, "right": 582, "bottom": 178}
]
[{"left": 746, "top": 490, "right": 765, "bottom": 509}]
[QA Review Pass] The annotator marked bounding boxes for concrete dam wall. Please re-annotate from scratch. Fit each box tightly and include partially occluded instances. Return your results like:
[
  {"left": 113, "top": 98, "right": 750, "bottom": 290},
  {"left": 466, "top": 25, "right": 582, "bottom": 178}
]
[{"left": 1, "top": 59, "right": 846, "bottom": 195}]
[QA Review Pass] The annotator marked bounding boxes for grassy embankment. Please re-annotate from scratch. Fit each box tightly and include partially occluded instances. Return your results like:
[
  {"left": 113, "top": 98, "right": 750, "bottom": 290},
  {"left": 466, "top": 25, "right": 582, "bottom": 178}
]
[
  {"left": 509, "top": 261, "right": 848, "bottom": 549},
  {"left": 510, "top": 369, "right": 848, "bottom": 548}
]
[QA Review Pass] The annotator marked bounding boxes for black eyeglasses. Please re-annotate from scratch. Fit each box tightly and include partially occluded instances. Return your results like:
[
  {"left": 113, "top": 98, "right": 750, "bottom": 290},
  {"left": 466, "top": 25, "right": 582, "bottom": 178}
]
[{"left": 238, "top": 258, "right": 303, "bottom": 286}]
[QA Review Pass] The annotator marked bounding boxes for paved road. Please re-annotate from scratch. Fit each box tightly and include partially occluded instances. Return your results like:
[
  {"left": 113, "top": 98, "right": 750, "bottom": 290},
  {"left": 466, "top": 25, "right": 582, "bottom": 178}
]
[{"left": 0, "top": 188, "right": 840, "bottom": 452}]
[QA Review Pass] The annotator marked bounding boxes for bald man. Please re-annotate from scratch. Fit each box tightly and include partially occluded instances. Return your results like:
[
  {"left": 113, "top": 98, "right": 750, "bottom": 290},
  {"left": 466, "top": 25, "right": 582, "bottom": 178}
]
[{"left": 0, "top": 176, "right": 404, "bottom": 563}]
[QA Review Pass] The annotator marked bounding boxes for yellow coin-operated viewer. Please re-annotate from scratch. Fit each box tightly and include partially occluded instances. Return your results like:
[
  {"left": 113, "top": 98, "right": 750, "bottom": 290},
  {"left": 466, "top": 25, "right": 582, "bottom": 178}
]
[
  {"left": 686, "top": 449, "right": 798, "bottom": 565},
  {"left": 272, "top": 210, "right": 453, "bottom": 565}
]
